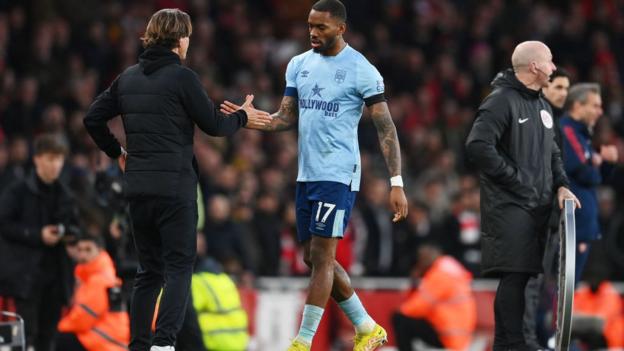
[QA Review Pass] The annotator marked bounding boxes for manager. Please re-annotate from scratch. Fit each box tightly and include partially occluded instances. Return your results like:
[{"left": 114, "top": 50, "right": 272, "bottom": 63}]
[{"left": 83, "top": 8, "right": 270, "bottom": 351}]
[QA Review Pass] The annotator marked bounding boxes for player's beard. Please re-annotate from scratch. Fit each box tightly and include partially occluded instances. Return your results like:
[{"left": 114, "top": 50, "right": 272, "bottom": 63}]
[{"left": 312, "top": 35, "right": 338, "bottom": 54}]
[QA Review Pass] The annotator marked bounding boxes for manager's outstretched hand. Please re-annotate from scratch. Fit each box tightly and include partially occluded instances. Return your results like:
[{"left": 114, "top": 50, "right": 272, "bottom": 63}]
[
  {"left": 220, "top": 100, "right": 240, "bottom": 115},
  {"left": 558, "top": 186, "right": 581, "bottom": 209},
  {"left": 239, "top": 95, "right": 272, "bottom": 129}
]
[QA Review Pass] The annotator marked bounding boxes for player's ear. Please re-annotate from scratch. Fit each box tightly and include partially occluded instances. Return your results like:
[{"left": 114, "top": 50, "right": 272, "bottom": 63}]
[{"left": 338, "top": 21, "right": 346, "bottom": 36}]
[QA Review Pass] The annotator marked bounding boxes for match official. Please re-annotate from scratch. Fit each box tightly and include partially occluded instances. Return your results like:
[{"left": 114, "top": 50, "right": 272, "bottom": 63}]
[
  {"left": 523, "top": 68, "right": 571, "bottom": 348},
  {"left": 466, "top": 41, "right": 579, "bottom": 350},
  {"left": 83, "top": 9, "right": 271, "bottom": 351}
]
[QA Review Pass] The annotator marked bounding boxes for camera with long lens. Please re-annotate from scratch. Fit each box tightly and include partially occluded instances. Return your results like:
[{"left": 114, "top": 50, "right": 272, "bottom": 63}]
[{"left": 56, "top": 222, "right": 81, "bottom": 240}]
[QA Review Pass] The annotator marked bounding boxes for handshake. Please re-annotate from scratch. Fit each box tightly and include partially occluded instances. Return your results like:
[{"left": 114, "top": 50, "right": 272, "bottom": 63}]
[{"left": 221, "top": 94, "right": 273, "bottom": 130}]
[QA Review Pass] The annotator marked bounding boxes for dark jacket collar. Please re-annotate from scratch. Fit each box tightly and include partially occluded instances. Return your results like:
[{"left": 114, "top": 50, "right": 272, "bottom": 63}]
[
  {"left": 25, "top": 171, "right": 67, "bottom": 195},
  {"left": 25, "top": 171, "right": 42, "bottom": 194},
  {"left": 139, "top": 45, "right": 181, "bottom": 75},
  {"left": 546, "top": 99, "right": 564, "bottom": 120},
  {"left": 491, "top": 68, "right": 542, "bottom": 99}
]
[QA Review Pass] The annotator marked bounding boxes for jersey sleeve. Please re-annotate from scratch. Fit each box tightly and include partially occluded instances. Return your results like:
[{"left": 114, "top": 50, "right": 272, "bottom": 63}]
[
  {"left": 284, "top": 56, "right": 299, "bottom": 98},
  {"left": 356, "top": 60, "right": 385, "bottom": 105}
]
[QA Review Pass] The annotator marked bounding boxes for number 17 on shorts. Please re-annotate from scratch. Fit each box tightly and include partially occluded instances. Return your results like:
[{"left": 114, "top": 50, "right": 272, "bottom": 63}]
[{"left": 295, "top": 181, "right": 357, "bottom": 242}]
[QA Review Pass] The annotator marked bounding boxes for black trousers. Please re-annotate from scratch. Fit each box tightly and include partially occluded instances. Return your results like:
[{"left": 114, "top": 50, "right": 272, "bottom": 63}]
[
  {"left": 14, "top": 279, "right": 64, "bottom": 351},
  {"left": 176, "top": 298, "right": 207, "bottom": 351},
  {"left": 392, "top": 312, "right": 443, "bottom": 351},
  {"left": 494, "top": 272, "right": 532, "bottom": 350},
  {"left": 128, "top": 197, "right": 198, "bottom": 351},
  {"left": 522, "top": 273, "right": 544, "bottom": 348}
]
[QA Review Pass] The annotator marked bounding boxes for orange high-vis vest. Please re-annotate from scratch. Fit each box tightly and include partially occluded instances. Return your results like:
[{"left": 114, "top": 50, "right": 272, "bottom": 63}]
[
  {"left": 574, "top": 282, "right": 624, "bottom": 348},
  {"left": 399, "top": 256, "right": 477, "bottom": 351},
  {"left": 58, "top": 251, "right": 130, "bottom": 351}
]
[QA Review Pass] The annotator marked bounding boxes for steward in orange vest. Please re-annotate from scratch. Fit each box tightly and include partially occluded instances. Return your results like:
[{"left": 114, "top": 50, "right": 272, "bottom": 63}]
[
  {"left": 57, "top": 235, "right": 130, "bottom": 351},
  {"left": 393, "top": 244, "right": 476, "bottom": 351},
  {"left": 574, "top": 280, "right": 624, "bottom": 349}
]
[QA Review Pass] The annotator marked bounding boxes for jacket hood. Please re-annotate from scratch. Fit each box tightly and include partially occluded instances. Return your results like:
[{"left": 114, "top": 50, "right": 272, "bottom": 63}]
[
  {"left": 491, "top": 68, "right": 541, "bottom": 99},
  {"left": 139, "top": 45, "right": 181, "bottom": 75},
  {"left": 75, "top": 251, "right": 117, "bottom": 284}
]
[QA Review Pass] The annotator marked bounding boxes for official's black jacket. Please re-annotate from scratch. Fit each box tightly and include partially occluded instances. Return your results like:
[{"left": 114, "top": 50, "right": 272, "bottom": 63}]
[
  {"left": 84, "top": 46, "right": 248, "bottom": 200},
  {"left": 465, "top": 69, "right": 569, "bottom": 276},
  {"left": 0, "top": 172, "right": 75, "bottom": 300}
]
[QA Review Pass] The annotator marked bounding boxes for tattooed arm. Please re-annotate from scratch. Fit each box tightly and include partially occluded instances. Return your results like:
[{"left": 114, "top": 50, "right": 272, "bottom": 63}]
[
  {"left": 369, "top": 101, "right": 408, "bottom": 222},
  {"left": 369, "top": 102, "right": 401, "bottom": 176},
  {"left": 264, "top": 96, "right": 299, "bottom": 131},
  {"left": 220, "top": 96, "right": 298, "bottom": 132}
]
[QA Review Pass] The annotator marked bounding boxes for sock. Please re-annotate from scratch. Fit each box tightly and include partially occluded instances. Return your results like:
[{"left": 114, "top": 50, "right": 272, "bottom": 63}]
[
  {"left": 338, "top": 292, "right": 376, "bottom": 334},
  {"left": 150, "top": 347, "right": 174, "bottom": 351},
  {"left": 295, "top": 304, "right": 325, "bottom": 345}
]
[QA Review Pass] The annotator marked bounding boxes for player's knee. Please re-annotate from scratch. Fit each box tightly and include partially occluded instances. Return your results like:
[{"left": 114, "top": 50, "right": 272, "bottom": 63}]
[{"left": 308, "top": 246, "right": 333, "bottom": 268}]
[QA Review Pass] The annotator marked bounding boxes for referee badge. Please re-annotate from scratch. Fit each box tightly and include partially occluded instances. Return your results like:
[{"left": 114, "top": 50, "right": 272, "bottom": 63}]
[{"left": 540, "top": 109, "right": 553, "bottom": 129}]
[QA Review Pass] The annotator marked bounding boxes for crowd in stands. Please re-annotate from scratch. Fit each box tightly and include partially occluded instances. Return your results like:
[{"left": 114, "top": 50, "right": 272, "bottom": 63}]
[{"left": 1, "top": 0, "right": 623, "bottom": 284}]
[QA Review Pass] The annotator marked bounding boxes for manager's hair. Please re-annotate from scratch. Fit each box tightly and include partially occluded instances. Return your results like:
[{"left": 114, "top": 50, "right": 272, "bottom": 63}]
[
  {"left": 312, "top": 0, "right": 347, "bottom": 22},
  {"left": 564, "top": 83, "right": 601, "bottom": 112},
  {"left": 141, "top": 8, "right": 192, "bottom": 49}
]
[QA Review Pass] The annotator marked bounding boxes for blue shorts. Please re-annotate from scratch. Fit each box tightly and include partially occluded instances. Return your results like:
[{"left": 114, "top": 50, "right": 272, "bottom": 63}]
[{"left": 295, "top": 181, "right": 357, "bottom": 242}]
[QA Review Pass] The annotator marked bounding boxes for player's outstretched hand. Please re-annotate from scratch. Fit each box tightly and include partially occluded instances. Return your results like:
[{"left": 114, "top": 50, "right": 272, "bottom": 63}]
[
  {"left": 558, "top": 186, "right": 581, "bottom": 209},
  {"left": 390, "top": 186, "right": 408, "bottom": 222}
]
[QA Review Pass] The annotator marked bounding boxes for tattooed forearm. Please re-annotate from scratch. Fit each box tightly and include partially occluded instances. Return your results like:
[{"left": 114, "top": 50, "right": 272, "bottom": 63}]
[
  {"left": 370, "top": 102, "right": 401, "bottom": 176},
  {"left": 264, "top": 96, "right": 298, "bottom": 131}
]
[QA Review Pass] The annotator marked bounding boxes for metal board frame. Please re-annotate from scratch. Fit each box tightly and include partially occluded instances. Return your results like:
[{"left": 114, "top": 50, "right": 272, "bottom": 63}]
[
  {"left": 0, "top": 311, "right": 25, "bottom": 351},
  {"left": 556, "top": 199, "right": 576, "bottom": 351}
]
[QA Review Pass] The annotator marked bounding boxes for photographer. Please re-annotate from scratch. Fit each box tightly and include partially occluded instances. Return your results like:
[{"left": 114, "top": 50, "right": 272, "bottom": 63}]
[{"left": 0, "top": 133, "right": 77, "bottom": 351}]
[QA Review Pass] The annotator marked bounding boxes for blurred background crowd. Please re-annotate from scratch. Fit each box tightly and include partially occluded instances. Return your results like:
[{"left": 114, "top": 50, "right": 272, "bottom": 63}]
[{"left": 1, "top": 0, "right": 624, "bottom": 286}]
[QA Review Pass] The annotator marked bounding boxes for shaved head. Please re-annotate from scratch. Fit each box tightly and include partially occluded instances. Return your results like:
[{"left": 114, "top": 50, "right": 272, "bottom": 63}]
[
  {"left": 512, "top": 41, "right": 551, "bottom": 70},
  {"left": 511, "top": 41, "right": 556, "bottom": 89}
]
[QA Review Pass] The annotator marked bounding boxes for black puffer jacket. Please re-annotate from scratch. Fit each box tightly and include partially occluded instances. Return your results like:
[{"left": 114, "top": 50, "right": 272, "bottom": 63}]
[
  {"left": 0, "top": 172, "right": 75, "bottom": 300},
  {"left": 466, "top": 69, "right": 569, "bottom": 276},
  {"left": 84, "top": 46, "right": 248, "bottom": 200}
]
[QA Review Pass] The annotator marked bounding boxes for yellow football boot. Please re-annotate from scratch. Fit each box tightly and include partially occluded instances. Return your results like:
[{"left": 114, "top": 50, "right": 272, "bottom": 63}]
[
  {"left": 353, "top": 324, "right": 388, "bottom": 351},
  {"left": 286, "top": 339, "right": 311, "bottom": 351}
]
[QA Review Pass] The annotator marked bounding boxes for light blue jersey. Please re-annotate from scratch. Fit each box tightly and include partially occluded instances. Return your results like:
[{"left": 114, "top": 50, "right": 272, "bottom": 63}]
[{"left": 284, "top": 45, "right": 385, "bottom": 191}]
